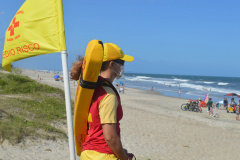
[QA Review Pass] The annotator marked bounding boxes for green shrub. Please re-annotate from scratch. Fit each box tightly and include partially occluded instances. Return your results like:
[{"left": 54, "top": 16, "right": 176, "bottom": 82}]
[
  {"left": 0, "top": 72, "right": 70, "bottom": 144},
  {"left": 0, "top": 73, "right": 64, "bottom": 95}
]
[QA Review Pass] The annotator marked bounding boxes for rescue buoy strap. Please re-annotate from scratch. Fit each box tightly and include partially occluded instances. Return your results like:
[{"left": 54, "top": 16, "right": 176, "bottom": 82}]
[
  {"left": 101, "top": 80, "right": 120, "bottom": 98},
  {"left": 79, "top": 72, "right": 100, "bottom": 89}
]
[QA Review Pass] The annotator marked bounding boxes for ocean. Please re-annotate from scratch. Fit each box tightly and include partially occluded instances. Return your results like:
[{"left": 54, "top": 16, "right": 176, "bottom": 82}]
[
  {"left": 39, "top": 69, "right": 240, "bottom": 103},
  {"left": 114, "top": 73, "right": 240, "bottom": 103}
]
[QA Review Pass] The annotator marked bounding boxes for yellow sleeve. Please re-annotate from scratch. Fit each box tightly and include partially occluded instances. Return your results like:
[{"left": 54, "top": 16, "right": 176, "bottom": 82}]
[{"left": 99, "top": 89, "right": 118, "bottom": 124}]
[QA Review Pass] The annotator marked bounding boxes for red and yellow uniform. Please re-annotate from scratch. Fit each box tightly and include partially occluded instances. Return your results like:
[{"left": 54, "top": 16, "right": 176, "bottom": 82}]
[{"left": 81, "top": 77, "right": 123, "bottom": 159}]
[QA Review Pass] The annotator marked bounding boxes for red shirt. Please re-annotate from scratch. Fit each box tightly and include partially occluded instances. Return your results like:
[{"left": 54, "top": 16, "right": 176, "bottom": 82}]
[{"left": 81, "top": 78, "right": 123, "bottom": 154}]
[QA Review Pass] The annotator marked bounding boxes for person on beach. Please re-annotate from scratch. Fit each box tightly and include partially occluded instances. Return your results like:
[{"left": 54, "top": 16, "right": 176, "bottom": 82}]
[
  {"left": 207, "top": 98, "right": 213, "bottom": 116},
  {"left": 178, "top": 89, "right": 181, "bottom": 98},
  {"left": 189, "top": 99, "right": 193, "bottom": 104},
  {"left": 187, "top": 99, "right": 193, "bottom": 111},
  {"left": 236, "top": 100, "right": 240, "bottom": 121},
  {"left": 229, "top": 98, "right": 237, "bottom": 113},
  {"left": 71, "top": 43, "right": 134, "bottom": 160},
  {"left": 120, "top": 86, "right": 123, "bottom": 93},
  {"left": 116, "top": 82, "right": 120, "bottom": 90},
  {"left": 224, "top": 98, "right": 228, "bottom": 110},
  {"left": 198, "top": 100, "right": 202, "bottom": 112},
  {"left": 230, "top": 98, "right": 236, "bottom": 105}
]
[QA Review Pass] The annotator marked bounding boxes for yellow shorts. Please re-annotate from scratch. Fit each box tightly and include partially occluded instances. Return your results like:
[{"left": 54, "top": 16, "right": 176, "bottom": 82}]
[{"left": 80, "top": 150, "right": 118, "bottom": 160}]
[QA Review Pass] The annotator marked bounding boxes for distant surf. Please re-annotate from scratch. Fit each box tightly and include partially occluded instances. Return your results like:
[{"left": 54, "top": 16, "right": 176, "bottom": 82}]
[
  {"left": 218, "top": 82, "right": 229, "bottom": 85},
  {"left": 117, "top": 73, "right": 240, "bottom": 102}
]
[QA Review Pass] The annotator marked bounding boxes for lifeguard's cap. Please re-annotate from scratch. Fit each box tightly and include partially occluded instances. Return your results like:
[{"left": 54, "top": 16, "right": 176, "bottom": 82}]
[{"left": 103, "top": 43, "right": 134, "bottom": 62}]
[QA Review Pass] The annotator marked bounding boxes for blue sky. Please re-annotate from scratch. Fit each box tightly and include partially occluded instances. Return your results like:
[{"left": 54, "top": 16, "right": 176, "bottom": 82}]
[{"left": 0, "top": 0, "right": 240, "bottom": 77}]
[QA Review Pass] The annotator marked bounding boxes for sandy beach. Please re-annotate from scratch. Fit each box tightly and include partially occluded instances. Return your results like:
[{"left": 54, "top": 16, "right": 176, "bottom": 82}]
[{"left": 1, "top": 69, "right": 240, "bottom": 160}]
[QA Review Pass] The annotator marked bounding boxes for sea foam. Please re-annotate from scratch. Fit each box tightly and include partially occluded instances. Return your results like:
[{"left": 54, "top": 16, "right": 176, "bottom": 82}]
[
  {"left": 218, "top": 82, "right": 229, "bottom": 85},
  {"left": 203, "top": 81, "right": 215, "bottom": 84},
  {"left": 173, "top": 78, "right": 189, "bottom": 82}
]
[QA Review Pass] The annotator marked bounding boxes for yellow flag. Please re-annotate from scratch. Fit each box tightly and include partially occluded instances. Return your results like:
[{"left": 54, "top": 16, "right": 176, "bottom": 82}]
[{"left": 2, "top": 0, "right": 66, "bottom": 72}]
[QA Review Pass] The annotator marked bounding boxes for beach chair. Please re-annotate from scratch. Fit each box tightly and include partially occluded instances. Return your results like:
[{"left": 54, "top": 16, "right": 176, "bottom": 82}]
[
  {"left": 227, "top": 105, "right": 236, "bottom": 113},
  {"left": 228, "top": 106, "right": 233, "bottom": 112}
]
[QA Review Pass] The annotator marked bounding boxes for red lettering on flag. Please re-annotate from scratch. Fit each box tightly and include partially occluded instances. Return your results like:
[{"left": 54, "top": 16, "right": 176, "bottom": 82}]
[
  {"left": 7, "top": 38, "right": 14, "bottom": 41},
  {"left": 15, "top": 34, "right": 20, "bottom": 40},
  {"left": 23, "top": 45, "right": 28, "bottom": 52},
  {"left": 16, "top": 47, "right": 22, "bottom": 54},
  {"left": 28, "top": 44, "right": 34, "bottom": 51},
  {"left": 34, "top": 43, "right": 40, "bottom": 50},
  {"left": 3, "top": 43, "right": 41, "bottom": 59},
  {"left": 3, "top": 49, "right": 15, "bottom": 59},
  {"left": 11, "top": 49, "right": 15, "bottom": 56},
  {"left": 16, "top": 11, "right": 24, "bottom": 15},
  {"left": 3, "top": 51, "right": 6, "bottom": 59}
]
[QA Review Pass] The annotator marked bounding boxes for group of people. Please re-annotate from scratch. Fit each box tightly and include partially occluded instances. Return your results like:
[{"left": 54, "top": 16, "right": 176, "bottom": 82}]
[
  {"left": 224, "top": 98, "right": 240, "bottom": 121},
  {"left": 189, "top": 98, "right": 214, "bottom": 115},
  {"left": 188, "top": 97, "right": 240, "bottom": 121}
]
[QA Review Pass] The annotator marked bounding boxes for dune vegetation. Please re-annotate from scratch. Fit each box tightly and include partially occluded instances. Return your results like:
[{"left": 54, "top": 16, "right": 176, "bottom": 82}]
[{"left": 0, "top": 70, "right": 70, "bottom": 144}]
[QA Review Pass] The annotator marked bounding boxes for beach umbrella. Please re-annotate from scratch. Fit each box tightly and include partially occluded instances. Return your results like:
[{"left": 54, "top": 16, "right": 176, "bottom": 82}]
[
  {"left": 117, "top": 80, "right": 123, "bottom": 86},
  {"left": 225, "top": 93, "right": 240, "bottom": 97},
  {"left": 54, "top": 75, "right": 60, "bottom": 79}
]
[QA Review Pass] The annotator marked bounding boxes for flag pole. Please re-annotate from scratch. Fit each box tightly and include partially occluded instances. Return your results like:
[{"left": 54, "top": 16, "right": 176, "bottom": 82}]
[{"left": 61, "top": 50, "right": 76, "bottom": 160}]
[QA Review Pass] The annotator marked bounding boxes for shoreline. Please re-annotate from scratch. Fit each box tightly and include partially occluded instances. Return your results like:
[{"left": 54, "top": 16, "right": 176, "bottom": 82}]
[
  {"left": 18, "top": 68, "right": 192, "bottom": 101},
  {"left": 1, "top": 69, "right": 240, "bottom": 160}
]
